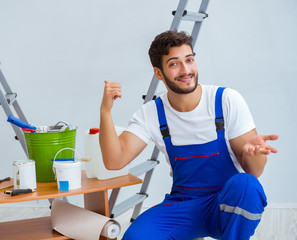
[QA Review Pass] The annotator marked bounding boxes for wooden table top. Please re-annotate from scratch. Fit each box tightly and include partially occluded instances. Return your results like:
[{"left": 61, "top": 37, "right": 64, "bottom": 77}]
[{"left": 0, "top": 171, "right": 142, "bottom": 204}]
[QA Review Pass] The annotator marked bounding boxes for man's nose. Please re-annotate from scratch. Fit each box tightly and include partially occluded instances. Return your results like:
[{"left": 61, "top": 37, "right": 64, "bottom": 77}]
[{"left": 179, "top": 62, "right": 190, "bottom": 75}]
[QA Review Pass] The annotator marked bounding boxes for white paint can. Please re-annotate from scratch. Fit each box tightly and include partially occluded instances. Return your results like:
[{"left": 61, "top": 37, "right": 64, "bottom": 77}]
[
  {"left": 53, "top": 161, "right": 81, "bottom": 191},
  {"left": 13, "top": 159, "right": 37, "bottom": 189},
  {"left": 52, "top": 147, "right": 82, "bottom": 191}
]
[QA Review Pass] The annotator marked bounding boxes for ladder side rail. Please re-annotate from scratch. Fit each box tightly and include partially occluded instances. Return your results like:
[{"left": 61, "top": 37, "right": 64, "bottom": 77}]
[
  {"left": 0, "top": 69, "right": 14, "bottom": 94},
  {"left": 0, "top": 88, "right": 28, "bottom": 155},
  {"left": 109, "top": 160, "right": 159, "bottom": 218},
  {"left": 130, "top": 168, "right": 154, "bottom": 222},
  {"left": 138, "top": 146, "right": 160, "bottom": 192},
  {"left": 108, "top": 188, "right": 121, "bottom": 216},
  {"left": 198, "top": 0, "right": 210, "bottom": 13},
  {"left": 0, "top": 69, "right": 28, "bottom": 155},
  {"left": 191, "top": 0, "right": 210, "bottom": 47},
  {"left": 109, "top": 147, "right": 160, "bottom": 218},
  {"left": 143, "top": 75, "right": 159, "bottom": 104},
  {"left": 169, "top": 0, "right": 189, "bottom": 31},
  {"left": 0, "top": 69, "right": 28, "bottom": 122},
  {"left": 11, "top": 99, "right": 28, "bottom": 123},
  {"left": 130, "top": 145, "right": 160, "bottom": 221},
  {"left": 111, "top": 193, "right": 147, "bottom": 218}
]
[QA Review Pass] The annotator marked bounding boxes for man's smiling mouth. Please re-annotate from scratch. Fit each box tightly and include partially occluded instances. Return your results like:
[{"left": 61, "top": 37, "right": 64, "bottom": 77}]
[{"left": 175, "top": 74, "right": 194, "bottom": 83}]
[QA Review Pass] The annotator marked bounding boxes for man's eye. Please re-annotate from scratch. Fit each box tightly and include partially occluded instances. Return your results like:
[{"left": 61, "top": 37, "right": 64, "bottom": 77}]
[
  {"left": 169, "top": 62, "right": 177, "bottom": 67},
  {"left": 187, "top": 58, "right": 195, "bottom": 62}
]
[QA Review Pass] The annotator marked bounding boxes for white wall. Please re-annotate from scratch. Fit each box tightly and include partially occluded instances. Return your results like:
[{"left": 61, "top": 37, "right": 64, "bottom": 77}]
[{"left": 0, "top": 0, "right": 296, "bottom": 207}]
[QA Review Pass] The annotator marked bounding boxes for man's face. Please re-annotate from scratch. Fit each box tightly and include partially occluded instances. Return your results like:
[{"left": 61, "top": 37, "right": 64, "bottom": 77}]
[{"left": 159, "top": 44, "right": 198, "bottom": 94}]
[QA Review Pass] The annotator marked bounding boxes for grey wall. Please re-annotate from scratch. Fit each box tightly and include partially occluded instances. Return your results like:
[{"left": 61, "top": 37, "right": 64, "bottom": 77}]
[{"left": 0, "top": 0, "right": 296, "bottom": 207}]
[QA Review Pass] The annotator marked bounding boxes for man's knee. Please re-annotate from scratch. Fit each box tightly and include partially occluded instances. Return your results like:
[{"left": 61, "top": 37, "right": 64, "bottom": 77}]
[
  {"left": 122, "top": 209, "right": 163, "bottom": 240},
  {"left": 219, "top": 173, "right": 267, "bottom": 210}
]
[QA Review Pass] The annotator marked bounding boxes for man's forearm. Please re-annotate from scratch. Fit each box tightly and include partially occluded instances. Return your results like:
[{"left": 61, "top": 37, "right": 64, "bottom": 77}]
[
  {"left": 99, "top": 109, "right": 123, "bottom": 170},
  {"left": 230, "top": 130, "right": 277, "bottom": 178},
  {"left": 241, "top": 150, "right": 268, "bottom": 178}
]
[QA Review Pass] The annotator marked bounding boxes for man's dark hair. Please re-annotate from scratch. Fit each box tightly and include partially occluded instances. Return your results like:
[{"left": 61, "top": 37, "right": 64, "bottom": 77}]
[{"left": 148, "top": 30, "right": 193, "bottom": 70}]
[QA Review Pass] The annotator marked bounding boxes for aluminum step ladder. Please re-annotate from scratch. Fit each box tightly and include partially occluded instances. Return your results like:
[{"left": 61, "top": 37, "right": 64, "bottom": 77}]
[
  {"left": 0, "top": 66, "right": 28, "bottom": 156},
  {"left": 109, "top": 0, "right": 210, "bottom": 221}
]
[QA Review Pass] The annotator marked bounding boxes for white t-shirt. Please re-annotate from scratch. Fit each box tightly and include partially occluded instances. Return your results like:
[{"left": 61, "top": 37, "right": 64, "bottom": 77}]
[{"left": 126, "top": 84, "right": 255, "bottom": 173}]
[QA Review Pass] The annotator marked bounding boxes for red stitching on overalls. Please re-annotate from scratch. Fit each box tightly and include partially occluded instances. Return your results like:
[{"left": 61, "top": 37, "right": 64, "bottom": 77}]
[
  {"left": 174, "top": 152, "right": 220, "bottom": 161},
  {"left": 153, "top": 202, "right": 174, "bottom": 207},
  {"left": 173, "top": 185, "right": 224, "bottom": 190}
]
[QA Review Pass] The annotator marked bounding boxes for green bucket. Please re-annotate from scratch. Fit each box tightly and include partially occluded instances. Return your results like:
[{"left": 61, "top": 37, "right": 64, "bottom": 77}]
[{"left": 24, "top": 127, "right": 76, "bottom": 182}]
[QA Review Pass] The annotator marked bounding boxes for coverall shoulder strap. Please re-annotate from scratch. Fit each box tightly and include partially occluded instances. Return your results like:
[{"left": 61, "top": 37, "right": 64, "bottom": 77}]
[
  {"left": 215, "top": 87, "right": 226, "bottom": 139},
  {"left": 155, "top": 97, "right": 171, "bottom": 139}
]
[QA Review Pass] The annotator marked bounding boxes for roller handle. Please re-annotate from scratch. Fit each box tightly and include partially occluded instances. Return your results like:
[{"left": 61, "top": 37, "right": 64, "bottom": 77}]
[
  {"left": 7, "top": 115, "right": 36, "bottom": 130},
  {"left": 4, "top": 188, "right": 35, "bottom": 196}
]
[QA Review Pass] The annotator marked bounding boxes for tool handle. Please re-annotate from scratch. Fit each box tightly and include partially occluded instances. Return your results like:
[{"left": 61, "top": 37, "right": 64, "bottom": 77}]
[
  {"left": 7, "top": 115, "right": 36, "bottom": 130},
  {"left": 0, "top": 177, "right": 11, "bottom": 184},
  {"left": 81, "top": 157, "right": 91, "bottom": 162},
  {"left": 4, "top": 188, "right": 34, "bottom": 196}
]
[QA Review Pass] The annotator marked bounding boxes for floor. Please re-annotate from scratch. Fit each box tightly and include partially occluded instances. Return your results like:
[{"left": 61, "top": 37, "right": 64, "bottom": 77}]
[{"left": 0, "top": 206, "right": 297, "bottom": 239}]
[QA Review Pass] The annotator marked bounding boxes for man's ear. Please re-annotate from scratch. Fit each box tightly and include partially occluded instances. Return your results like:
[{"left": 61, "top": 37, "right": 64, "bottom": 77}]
[{"left": 153, "top": 67, "right": 164, "bottom": 81}]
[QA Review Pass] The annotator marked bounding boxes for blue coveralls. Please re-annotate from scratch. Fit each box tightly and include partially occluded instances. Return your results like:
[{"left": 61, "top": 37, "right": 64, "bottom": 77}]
[{"left": 123, "top": 87, "right": 267, "bottom": 240}]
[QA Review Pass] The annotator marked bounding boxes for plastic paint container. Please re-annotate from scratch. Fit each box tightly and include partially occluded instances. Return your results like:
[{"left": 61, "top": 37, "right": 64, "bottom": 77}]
[
  {"left": 52, "top": 148, "right": 82, "bottom": 191},
  {"left": 12, "top": 159, "right": 37, "bottom": 189},
  {"left": 24, "top": 125, "right": 76, "bottom": 182},
  {"left": 53, "top": 161, "right": 81, "bottom": 191},
  {"left": 84, "top": 126, "right": 129, "bottom": 180}
]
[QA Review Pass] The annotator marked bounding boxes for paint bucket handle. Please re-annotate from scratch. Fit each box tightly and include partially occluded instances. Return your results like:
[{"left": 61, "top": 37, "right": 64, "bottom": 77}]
[
  {"left": 52, "top": 148, "right": 82, "bottom": 179},
  {"left": 53, "top": 121, "right": 68, "bottom": 128}
]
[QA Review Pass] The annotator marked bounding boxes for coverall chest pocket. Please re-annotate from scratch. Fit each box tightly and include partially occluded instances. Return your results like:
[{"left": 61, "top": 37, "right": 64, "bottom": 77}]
[{"left": 172, "top": 150, "right": 223, "bottom": 190}]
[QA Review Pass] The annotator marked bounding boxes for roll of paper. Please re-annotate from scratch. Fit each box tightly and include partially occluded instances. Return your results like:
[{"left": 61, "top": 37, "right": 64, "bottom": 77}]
[
  {"left": 51, "top": 199, "right": 121, "bottom": 240},
  {"left": 101, "top": 220, "right": 121, "bottom": 238}
]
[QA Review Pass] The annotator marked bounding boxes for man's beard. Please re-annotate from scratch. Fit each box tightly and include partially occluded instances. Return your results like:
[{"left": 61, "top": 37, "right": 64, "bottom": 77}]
[{"left": 162, "top": 71, "right": 198, "bottom": 94}]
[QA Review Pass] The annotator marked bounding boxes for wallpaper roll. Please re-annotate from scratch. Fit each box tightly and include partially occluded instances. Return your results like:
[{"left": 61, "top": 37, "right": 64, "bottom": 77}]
[
  {"left": 51, "top": 199, "right": 121, "bottom": 240},
  {"left": 101, "top": 220, "right": 121, "bottom": 239}
]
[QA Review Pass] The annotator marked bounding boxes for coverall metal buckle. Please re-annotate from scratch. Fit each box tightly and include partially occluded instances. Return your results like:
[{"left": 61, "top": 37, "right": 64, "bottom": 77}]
[
  {"left": 215, "top": 117, "right": 225, "bottom": 131},
  {"left": 160, "top": 124, "right": 171, "bottom": 139}
]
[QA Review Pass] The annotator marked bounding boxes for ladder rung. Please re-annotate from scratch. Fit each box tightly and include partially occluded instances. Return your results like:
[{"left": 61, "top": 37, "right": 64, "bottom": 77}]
[
  {"left": 111, "top": 193, "right": 147, "bottom": 218},
  {"left": 182, "top": 12, "right": 207, "bottom": 22},
  {"left": 129, "top": 160, "right": 159, "bottom": 177},
  {"left": 172, "top": 10, "right": 207, "bottom": 22},
  {"left": 4, "top": 93, "right": 17, "bottom": 106}
]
